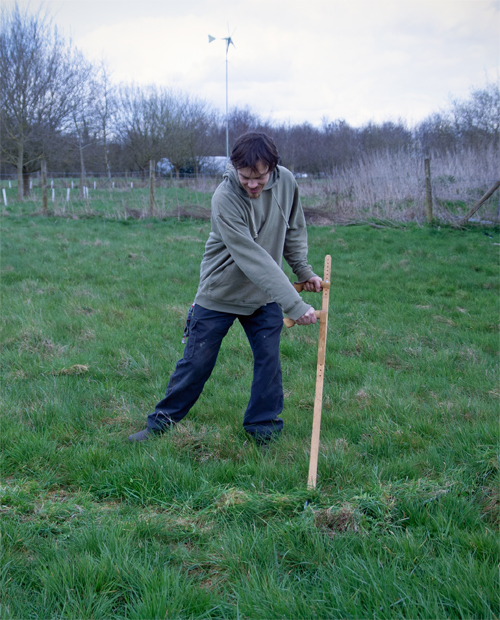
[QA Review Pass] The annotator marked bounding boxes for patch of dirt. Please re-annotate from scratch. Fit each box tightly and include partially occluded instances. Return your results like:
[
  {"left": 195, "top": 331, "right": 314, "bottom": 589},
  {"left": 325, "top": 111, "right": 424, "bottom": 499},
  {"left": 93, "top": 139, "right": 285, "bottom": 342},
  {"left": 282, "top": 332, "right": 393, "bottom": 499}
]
[
  {"left": 314, "top": 504, "right": 359, "bottom": 535},
  {"left": 303, "top": 207, "right": 349, "bottom": 225},
  {"left": 481, "top": 486, "right": 500, "bottom": 527},
  {"left": 164, "top": 205, "right": 212, "bottom": 221}
]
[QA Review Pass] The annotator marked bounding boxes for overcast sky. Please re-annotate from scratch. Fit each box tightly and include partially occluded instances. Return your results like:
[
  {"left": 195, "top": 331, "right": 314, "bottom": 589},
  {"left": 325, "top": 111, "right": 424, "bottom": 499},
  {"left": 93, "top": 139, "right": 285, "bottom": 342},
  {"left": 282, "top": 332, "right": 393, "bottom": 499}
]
[{"left": 6, "top": 0, "right": 500, "bottom": 127}]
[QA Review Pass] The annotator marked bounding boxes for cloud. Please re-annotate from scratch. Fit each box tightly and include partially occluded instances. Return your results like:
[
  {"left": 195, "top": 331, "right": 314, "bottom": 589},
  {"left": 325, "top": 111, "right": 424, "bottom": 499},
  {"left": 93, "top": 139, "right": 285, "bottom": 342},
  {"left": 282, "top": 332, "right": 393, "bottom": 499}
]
[{"left": 6, "top": 0, "right": 499, "bottom": 126}]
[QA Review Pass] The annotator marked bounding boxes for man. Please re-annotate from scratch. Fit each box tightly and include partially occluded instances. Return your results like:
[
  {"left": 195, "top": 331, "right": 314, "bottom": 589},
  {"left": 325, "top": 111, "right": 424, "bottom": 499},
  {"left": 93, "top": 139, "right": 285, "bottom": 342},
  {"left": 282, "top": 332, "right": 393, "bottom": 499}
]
[{"left": 128, "top": 132, "right": 322, "bottom": 445}]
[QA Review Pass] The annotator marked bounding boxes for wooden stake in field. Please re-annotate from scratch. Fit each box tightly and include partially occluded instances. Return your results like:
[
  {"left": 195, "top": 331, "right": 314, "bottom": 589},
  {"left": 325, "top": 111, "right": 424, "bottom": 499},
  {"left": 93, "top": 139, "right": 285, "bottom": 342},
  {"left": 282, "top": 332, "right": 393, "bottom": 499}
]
[
  {"left": 307, "top": 255, "right": 331, "bottom": 488},
  {"left": 41, "top": 158, "right": 47, "bottom": 214},
  {"left": 283, "top": 255, "right": 332, "bottom": 488},
  {"left": 424, "top": 158, "right": 433, "bottom": 224},
  {"left": 458, "top": 180, "right": 500, "bottom": 226},
  {"left": 149, "top": 159, "right": 156, "bottom": 216}
]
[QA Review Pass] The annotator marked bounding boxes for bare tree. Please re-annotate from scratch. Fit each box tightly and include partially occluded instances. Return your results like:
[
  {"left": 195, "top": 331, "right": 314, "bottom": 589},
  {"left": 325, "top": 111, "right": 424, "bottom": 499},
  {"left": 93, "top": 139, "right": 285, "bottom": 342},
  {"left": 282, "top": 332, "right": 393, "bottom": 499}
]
[
  {"left": 227, "top": 107, "right": 262, "bottom": 146},
  {"left": 415, "top": 84, "right": 500, "bottom": 156},
  {"left": 69, "top": 54, "right": 98, "bottom": 197},
  {"left": 164, "top": 94, "right": 192, "bottom": 178},
  {"left": 284, "top": 122, "right": 323, "bottom": 175},
  {"left": 116, "top": 84, "right": 175, "bottom": 177},
  {"left": 116, "top": 85, "right": 218, "bottom": 178},
  {"left": 94, "top": 61, "right": 117, "bottom": 181},
  {"left": 450, "top": 82, "right": 500, "bottom": 149},
  {"left": 166, "top": 94, "right": 219, "bottom": 177},
  {"left": 360, "top": 120, "right": 412, "bottom": 156},
  {"left": 0, "top": 3, "right": 88, "bottom": 199},
  {"left": 416, "top": 112, "right": 456, "bottom": 155}
]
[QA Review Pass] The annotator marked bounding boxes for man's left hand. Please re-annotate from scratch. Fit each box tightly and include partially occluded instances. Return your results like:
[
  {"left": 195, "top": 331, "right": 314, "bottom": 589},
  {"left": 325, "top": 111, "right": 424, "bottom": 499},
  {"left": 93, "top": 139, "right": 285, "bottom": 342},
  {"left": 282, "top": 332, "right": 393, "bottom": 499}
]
[
  {"left": 295, "top": 307, "right": 318, "bottom": 325},
  {"left": 301, "top": 276, "right": 323, "bottom": 292}
]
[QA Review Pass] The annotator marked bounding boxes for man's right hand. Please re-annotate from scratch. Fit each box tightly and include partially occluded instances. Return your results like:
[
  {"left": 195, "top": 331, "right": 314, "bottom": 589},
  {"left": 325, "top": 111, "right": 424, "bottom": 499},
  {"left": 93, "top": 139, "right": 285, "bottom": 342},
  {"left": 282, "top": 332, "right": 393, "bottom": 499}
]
[{"left": 294, "top": 307, "right": 318, "bottom": 326}]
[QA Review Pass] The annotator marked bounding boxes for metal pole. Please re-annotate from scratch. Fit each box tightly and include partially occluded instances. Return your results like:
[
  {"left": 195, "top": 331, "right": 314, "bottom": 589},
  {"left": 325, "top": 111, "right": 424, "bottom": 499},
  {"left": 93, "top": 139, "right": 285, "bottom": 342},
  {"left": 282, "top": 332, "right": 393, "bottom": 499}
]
[{"left": 226, "top": 45, "right": 229, "bottom": 160}]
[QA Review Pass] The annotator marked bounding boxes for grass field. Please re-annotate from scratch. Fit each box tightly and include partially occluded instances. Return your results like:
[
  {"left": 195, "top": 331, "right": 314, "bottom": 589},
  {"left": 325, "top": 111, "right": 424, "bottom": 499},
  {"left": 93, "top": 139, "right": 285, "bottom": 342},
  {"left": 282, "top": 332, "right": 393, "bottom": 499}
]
[
  {"left": 1, "top": 212, "right": 499, "bottom": 619},
  {"left": 1, "top": 181, "right": 215, "bottom": 220},
  {"left": 0, "top": 178, "right": 344, "bottom": 221}
]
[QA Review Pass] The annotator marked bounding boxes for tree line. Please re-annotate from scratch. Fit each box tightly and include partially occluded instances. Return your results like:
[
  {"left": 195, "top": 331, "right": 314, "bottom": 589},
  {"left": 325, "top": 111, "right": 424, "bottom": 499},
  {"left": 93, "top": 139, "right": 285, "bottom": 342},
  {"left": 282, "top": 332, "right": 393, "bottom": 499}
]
[{"left": 1, "top": 3, "right": 499, "bottom": 201}]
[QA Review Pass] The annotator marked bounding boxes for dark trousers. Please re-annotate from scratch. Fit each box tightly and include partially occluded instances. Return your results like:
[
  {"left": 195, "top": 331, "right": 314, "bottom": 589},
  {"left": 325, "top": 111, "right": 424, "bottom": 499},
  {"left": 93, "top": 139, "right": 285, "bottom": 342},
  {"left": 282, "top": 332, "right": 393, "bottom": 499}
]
[{"left": 147, "top": 303, "right": 284, "bottom": 440}]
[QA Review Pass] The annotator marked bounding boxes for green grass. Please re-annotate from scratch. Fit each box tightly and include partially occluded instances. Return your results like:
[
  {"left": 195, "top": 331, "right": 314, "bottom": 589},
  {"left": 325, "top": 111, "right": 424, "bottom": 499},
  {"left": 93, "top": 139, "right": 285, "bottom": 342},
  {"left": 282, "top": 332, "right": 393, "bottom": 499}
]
[
  {"left": 0, "top": 177, "right": 352, "bottom": 219},
  {"left": 1, "top": 214, "right": 499, "bottom": 619},
  {"left": 1, "top": 180, "right": 215, "bottom": 218}
]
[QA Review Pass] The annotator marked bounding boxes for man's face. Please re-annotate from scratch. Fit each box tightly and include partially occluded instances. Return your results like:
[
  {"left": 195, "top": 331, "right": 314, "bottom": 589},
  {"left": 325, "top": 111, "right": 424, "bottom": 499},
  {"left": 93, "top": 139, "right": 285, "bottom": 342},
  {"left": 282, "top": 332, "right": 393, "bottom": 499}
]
[{"left": 237, "top": 161, "right": 271, "bottom": 199}]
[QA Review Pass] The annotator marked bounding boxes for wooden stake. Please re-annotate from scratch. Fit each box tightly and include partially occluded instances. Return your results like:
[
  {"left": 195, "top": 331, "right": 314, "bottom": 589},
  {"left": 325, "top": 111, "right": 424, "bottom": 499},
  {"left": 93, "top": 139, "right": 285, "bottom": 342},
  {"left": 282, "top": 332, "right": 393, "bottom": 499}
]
[
  {"left": 149, "top": 159, "right": 155, "bottom": 216},
  {"left": 41, "top": 158, "right": 47, "bottom": 214},
  {"left": 307, "top": 255, "right": 331, "bottom": 489},
  {"left": 458, "top": 180, "right": 500, "bottom": 226},
  {"left": 425, "top": 158, "right": 433, "bottom": 224}
]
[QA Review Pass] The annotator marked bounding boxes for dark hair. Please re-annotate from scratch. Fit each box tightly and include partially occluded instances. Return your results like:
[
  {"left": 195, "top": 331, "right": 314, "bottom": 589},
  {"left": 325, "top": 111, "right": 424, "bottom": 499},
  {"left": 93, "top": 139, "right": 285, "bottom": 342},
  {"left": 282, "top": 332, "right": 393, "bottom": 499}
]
[{"left": 230, "top": 132, "right": 279, "bottom": 173}]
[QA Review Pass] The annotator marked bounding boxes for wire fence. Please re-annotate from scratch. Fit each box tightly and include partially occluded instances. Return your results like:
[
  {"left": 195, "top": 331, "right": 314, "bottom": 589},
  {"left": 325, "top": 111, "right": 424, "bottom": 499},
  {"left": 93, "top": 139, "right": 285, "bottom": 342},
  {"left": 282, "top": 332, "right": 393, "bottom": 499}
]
[
  {"left": 2, "top": 149, "right": 499, "bottom": 224},
  {"left": 0, "top": 170, "right": 224, "bottom": 187}
]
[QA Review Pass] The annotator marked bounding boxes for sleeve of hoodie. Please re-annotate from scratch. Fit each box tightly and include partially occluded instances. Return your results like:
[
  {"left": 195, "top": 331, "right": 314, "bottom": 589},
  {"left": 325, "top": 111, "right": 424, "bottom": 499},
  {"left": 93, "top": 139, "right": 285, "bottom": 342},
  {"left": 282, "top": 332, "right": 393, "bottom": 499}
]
[
  {"left": 282, "top": 182, "right": 318, "bottom": 283},
  {"left": 214, "top": 194, "right": 312, "bottom": 321}
]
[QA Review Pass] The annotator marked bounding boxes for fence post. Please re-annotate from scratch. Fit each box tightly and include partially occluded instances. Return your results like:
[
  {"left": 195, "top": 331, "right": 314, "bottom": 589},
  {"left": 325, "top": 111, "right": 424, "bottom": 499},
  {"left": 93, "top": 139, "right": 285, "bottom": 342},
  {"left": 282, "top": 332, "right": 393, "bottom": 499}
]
[
  {"left": 458, "top": 180, "right": 500, "bottom": 226},
  {"left": 149, "top": 159, "right": 155, "bottom": 215},
  {"left": 424, "top": 158, "right": 433, "bottom": 224},
  {"left": 41, "top": 158, "right": 48, "bottom": 214}
]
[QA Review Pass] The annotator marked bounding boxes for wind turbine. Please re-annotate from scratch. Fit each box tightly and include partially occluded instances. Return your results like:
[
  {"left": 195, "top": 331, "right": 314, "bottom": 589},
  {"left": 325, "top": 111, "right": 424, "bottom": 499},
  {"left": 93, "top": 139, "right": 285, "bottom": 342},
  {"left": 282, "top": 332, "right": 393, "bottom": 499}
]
[{"left": 208, "top": 31, "right": 235, "bottom": 160}]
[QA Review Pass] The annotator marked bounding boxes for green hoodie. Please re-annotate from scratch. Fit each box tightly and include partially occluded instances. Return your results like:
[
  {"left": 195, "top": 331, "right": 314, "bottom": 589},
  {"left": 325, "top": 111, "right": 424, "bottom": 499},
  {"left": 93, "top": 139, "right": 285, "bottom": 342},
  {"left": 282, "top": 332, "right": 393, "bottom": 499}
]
[{"left": 194, "top": 164, "right": 317, "bottom": 321}]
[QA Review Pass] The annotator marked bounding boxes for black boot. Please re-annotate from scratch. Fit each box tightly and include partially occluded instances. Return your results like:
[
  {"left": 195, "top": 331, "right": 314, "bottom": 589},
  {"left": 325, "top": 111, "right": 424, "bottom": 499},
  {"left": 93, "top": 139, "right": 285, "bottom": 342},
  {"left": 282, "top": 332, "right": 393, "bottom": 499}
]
[{"left": 128, "top": 428, "right": 156, "bottom": 442}]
